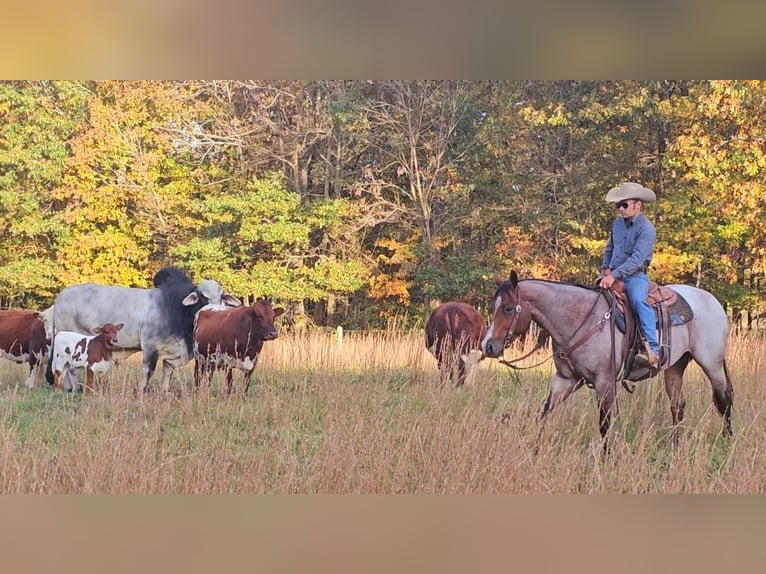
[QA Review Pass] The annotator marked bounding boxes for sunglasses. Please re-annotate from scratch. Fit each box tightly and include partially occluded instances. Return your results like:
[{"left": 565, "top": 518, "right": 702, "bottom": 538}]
[{"left": 616, "top": 200, "right": 635, "bottom": 210}]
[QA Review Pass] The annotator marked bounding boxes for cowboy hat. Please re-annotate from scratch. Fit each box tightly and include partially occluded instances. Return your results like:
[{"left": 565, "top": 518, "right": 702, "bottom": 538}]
[{"left": 605, "top": 182, "right": 656, "bottom": 203}]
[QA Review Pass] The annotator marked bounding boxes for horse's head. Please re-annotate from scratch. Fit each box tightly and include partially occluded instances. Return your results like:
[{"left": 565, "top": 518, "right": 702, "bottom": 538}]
[{"left": 481, "top": 270, "right": 533, "bottom": 358}]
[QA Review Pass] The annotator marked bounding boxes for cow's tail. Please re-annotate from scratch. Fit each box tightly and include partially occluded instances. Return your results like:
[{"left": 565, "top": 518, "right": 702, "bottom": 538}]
[{"left": 45, "top": 309, "right": 55, "bottom": 385}]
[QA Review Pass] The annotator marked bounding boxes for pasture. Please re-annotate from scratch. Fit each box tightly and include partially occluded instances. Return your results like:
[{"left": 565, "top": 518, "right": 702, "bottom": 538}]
[{"left": 0, "top": 330, "right": 765, "bottom": 493}]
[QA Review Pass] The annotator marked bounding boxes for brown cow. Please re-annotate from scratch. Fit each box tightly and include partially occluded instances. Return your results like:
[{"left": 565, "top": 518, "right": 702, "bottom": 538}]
[
  {"left": 193, "top": 300, "right": 284, "bottom": 396},
  {"left": 0, "top": 307, "right": 53, "bottom": 388},
  {"left": 425, "top": 302, "right": 487, "bottom": 386}
]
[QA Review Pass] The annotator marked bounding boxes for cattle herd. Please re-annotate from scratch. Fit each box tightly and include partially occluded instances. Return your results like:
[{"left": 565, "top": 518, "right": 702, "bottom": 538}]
[
  {"left": 0, "top": 267, "right": 284, "bottom": 395},
  {"left": 0, "top": 266, "right": 487, "bottom": 395}
]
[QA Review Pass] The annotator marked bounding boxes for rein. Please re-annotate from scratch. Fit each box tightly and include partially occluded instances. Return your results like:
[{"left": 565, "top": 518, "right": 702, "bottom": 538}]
[
  {"left": 556, "top": 290, "right": 612, "bottom": 373},
  {"left": 498, "top": 345, "right": 552, "bottom": 370},
  {"left": 496, "top": 286, "right": 550, "bottom": 371}
]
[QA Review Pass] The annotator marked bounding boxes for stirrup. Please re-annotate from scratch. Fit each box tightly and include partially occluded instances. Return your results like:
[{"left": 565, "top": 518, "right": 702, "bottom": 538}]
[{"left": 634, "top": 351, "right": 658, "bottom": 368}]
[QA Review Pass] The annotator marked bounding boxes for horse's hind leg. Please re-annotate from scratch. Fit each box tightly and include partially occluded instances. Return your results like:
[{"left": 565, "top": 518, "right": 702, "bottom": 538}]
[
  {"left": 664, "top": 352, "right": 691, "bottom": 446},
  {"left": 695, "top": 357, "right": 733, "bottom": 437}
]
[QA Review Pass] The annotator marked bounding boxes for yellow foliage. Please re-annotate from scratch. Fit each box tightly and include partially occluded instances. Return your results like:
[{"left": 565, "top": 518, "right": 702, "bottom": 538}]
[
  {"left": 649, "top": 247, "right": 701, "bottom": 285},
  {"left": 368, "top": 275, "right": 411, "bottom": 305},
  {"left": 374, "top": 237, "right": 418, "bottom": 265},
  {"left": 496, "top": 225, "right": 536, "bottom": 260}
]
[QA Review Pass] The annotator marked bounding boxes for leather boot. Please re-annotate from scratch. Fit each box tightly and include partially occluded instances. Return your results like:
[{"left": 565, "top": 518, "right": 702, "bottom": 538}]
[{"left": 635, "top": 348, "right": 658, "bottom": 368}]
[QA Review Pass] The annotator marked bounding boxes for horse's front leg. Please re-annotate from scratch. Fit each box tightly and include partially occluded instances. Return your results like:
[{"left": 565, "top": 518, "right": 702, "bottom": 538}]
[
  {"left": 533, "top": 373, "right": 584, "bottom": 452},
  {"left": 540, "top": 373, "right": 583, "bottom": 420}
]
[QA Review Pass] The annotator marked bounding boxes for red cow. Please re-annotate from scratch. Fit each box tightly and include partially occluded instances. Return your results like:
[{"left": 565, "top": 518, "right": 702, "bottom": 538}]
[
  {"left": 425, "top": 302, "right": 487, "bottom": 386},
  {"left": 193, "top": 300, "right": 284, "bottom": 396},
  {"left": 0, "top": 308, "right": 53, "bottom": 388}
]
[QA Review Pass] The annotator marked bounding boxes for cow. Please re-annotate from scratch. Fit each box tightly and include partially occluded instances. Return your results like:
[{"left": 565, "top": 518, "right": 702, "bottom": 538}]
[
  {"left": 193, "top": 300, "right": 284, "bottom": 396},
  {"left": 0, "top": 307, "right": 53, "bottom": 388},
  {"left": 51, "top": 323, "right": 124, "bottom": 393},
  {"left": 46, "top": 267, "right": 242, "bottom": 393},
  {"left": 425, "top": 302, "right": 487, "bottom": 386}
]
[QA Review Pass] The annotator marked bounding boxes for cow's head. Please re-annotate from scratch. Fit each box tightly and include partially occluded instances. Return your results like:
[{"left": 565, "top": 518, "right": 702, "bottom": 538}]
[
  {"left": 93, "top": 322, "right": 124, "bottom": 348},
  {"left": 249, "top": 300, "right": 285, "bottom": 341},
  {"left": 182, "top": 279, "right": 242, "bottom": 308},
  {"left": 35, "top": 305, "right": 55, "bottom": 342}
]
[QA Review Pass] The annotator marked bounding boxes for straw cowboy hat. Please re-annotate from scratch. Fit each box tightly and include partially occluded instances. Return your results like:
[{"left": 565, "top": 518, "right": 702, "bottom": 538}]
[{"left": 605, "top": 182, "right": 656, "bottom": 203}]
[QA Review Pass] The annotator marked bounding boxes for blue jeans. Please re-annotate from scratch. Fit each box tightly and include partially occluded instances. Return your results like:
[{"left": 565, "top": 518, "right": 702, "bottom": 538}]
[{"left": 623, "top": 273, "right": 659, "bottom": 355}]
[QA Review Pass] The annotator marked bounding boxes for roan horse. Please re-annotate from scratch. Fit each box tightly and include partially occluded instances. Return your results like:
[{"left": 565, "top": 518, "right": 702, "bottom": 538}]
[{"left": 482, "top": 271, "right": 733, "bottom": 444}]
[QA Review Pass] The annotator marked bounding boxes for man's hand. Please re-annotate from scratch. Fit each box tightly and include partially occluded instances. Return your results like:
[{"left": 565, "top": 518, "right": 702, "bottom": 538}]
[{"left": 600, "top": 273, "right": 615, "bottom": 289}]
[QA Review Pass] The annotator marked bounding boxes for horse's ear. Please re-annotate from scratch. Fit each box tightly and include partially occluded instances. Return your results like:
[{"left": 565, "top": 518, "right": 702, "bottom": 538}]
[
  {"left": 509, "top": 270, "right": 519, "bottom": 289},
  {"left": 494, "top": 274, "right": 503, "bottom": 287}
]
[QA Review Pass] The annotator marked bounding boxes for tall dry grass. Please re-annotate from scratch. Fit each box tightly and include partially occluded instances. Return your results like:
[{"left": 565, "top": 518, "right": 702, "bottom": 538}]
[{"left": 0, "top": 329, "right": 765, "bottom": 493}]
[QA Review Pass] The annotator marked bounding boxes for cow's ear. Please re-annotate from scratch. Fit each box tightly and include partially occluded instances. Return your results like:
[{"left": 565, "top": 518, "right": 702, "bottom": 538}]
[
  {"left": 94, "top": 327, "right": 102, "bottom": 334},
  {"left": 223, "top": 294, "right": 242, "bottom": 307},
  {"left": 273, "top": 307, "right": 285, "bottom": 317},
  {"left": 509, "top": 270, "right": 519, "bottom": 289},
  {"left": 116, "top": 323, "right": 124, "bottom": 331},
  {"left": 182, "top": 292, "right": 200, "bottom": 306}
]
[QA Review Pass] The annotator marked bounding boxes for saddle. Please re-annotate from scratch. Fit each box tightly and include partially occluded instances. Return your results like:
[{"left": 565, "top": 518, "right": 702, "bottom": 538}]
[{"left": 610, "top": 280, "right": 694, "bottom": 383}]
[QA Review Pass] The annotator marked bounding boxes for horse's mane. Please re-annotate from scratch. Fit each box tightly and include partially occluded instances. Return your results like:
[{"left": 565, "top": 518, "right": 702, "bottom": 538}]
[
  {"left": 496, "top": 277, "right": 600, "bottom": 294},
  {"left": 493, "top": 277, "right": 598, "bottom": 352}
]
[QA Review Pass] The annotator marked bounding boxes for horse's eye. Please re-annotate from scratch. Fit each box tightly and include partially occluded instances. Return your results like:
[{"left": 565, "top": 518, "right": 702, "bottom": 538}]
[{"left": 503, "top": 305, "right": 515, "bottom": 315}]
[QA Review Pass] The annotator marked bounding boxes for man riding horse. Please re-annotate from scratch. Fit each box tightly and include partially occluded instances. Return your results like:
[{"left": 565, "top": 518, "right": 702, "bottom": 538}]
[{"left": 598, "top": 182, "right": 659, "bottom": 369}]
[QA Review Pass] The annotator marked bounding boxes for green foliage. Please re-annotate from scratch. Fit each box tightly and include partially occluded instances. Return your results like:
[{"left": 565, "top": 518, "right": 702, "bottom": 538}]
[
  {"left": 412, "top": 254, "right": 491, "bottom": 304},
  {"left": 171, "top": 173, "right": 369, "bottom": 301},
  {"left": 0, "top": 81, "right": 89, "bottom": 304}
]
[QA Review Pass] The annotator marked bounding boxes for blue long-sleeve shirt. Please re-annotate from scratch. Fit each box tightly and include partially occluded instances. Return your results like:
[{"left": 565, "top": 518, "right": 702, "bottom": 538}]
[{"left": 602, "top": 213, "right": 656, "bottom": 280}]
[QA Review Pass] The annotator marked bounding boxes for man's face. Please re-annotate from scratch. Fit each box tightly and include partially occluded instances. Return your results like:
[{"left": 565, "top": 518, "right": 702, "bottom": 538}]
[{"left": 616, "top": 199, "right": 641, "bottom": 219}]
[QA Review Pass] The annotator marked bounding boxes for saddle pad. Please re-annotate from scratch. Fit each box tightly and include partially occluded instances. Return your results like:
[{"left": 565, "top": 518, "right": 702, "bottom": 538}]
[{"left": 614, "top": 288, "right": 694, "bottom": 333}]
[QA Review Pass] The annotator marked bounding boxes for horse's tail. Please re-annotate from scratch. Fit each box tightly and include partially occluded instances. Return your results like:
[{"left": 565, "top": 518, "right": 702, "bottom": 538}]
[{"left": 723, "top": 358, "right": 734, "bottom": 400}]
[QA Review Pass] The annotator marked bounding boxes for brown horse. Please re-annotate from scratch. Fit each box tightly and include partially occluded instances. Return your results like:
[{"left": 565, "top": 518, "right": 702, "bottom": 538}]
[{"left": 482, "top": 271, "right": 733, "bottom": 444}]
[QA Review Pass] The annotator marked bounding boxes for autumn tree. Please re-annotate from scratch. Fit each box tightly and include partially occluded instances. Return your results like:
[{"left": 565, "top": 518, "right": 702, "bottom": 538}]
[
  {"left": 0, "top": 81, "right": 89, "bottom": 307},
  {"left": 474, "top": 81, "right": 690, "bottom": 284},
  {"left": 351, "top": 80, "right": 490, "bottom": 316},
  {"left": 166, "top": 81, "right": 372, "bottom": 325},
  {"left": 169, "top": 172, "right": 368, "bottom": 324},
  {"left": 664, "top": 80, "right": 766, "bottom": 325},
  {"left": 53, "top": 80, "right": 217, "bottom": 287}
]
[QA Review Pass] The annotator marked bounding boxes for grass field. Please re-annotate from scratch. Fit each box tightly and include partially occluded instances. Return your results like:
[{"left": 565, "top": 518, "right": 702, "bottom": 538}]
[{"left": 0, "top": 329, "right": 764, "bottom": 493}]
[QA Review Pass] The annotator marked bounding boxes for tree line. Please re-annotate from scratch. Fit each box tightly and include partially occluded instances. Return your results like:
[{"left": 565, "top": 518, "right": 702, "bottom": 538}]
[{"left": 1, "top": 80, "right": 764, "bottom": 329}]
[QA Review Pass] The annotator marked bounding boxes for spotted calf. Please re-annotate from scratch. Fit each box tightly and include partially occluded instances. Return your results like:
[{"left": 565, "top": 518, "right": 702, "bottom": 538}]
[{"left": 52, "top": 323, "right": 124, "bottom": 393}]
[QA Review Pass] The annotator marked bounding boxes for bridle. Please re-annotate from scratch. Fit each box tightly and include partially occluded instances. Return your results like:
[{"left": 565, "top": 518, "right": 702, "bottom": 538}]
[{"left": 494, "top": 285, "right": 551, "bottom": 370}]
